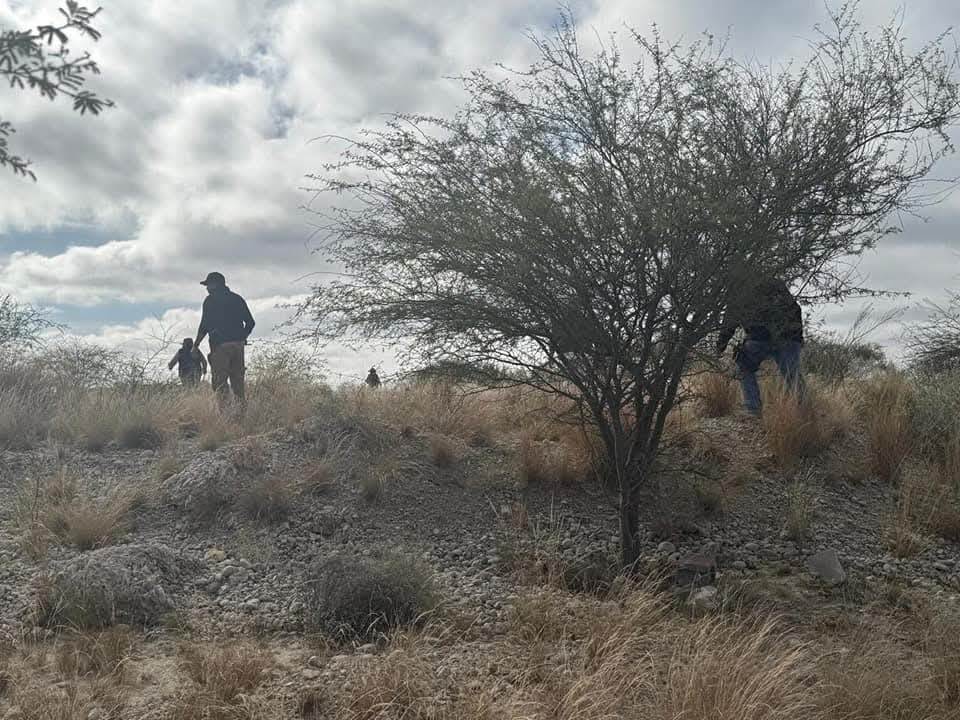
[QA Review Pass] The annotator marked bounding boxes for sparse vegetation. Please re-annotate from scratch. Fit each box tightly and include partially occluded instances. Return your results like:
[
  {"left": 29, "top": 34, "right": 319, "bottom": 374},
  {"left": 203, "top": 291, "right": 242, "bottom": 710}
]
[
  {"left": 55, "top": 626, "right": 137, "bottom": 680},
  {"left": 237, "top": 475, "right": 292, "bottom": 524},
  {"left": 784, "top": 475, "right": 816, "bottom": 542},
  {"left": 428, "top": 434, "right": 458, "bottom": 468},
  {"left": 861, "top": 373, "right": 915, "bottom": 484},
  {"left": 697, "top": 370, "right": 740, "bottom": 418},
  {"left": 761, "top": 382, "right": 832, "bottom": 468},
  {"left": 14, "top": 468, "right": 135, "bottom": 554},
  {"left": 303, "top": 555, "right": 437, "bottom": 641}
]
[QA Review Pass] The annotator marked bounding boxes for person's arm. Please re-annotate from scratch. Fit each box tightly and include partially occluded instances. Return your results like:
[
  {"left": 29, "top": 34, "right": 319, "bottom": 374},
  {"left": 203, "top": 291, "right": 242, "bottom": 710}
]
[
  {"left": 195, "top": 297, "right": 211, "bottom": 348},
  {"left": 168, "top": 352, "right": 179, "bottom": 371},
  {"left": 198, "top": 352, "right": 208, "bottom": 375},
  {"left": 240, "top": 297, "right": 255, "bottom": 339}
]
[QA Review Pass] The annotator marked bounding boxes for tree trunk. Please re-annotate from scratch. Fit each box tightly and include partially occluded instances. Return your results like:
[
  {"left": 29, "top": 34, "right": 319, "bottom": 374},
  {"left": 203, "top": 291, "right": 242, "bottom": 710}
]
[{"left": 619, "top": 485, "right": 641, "bottom": 568}]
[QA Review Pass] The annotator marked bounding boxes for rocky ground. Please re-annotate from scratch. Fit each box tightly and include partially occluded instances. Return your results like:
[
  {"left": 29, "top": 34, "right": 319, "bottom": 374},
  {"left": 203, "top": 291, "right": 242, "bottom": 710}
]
[{"left": 0, "top": 401, "right": 958, "bottom": 718}]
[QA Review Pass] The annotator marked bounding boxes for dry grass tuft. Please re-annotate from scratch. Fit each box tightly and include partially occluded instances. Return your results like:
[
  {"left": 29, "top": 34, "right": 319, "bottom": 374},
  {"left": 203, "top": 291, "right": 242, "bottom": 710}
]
[
  {"left": 761, "top": 382, "right": 833, "bottom": 468},
  {"left": 14, "top": 469, "right": 136, "bottom": 553},
  {"left": 696, "top": 370, "right": 739, "bottom": 418},
  {"left": 172, "top": 642, "right": 274, "bottom": 719},
  {"left": 817, "top": 638, "right": 948, "bottom": 719},
  {"left": 231, "top": 435, "right": 270, "bottom": 474},
  {"left": 887, "top": 475, "right": 928, "bottom": 558},
  {"left": 179, "top": 643, "right": 272, "bottom": 704},
  {"left": 518, "top": 432, "right": 592, "bottom": 485},
  {"left": 304, "top": 460, "right": 336, "bottom": 494},
  {"left": 237, "top": 475, "right": 293, "bottom": 524},
  {"left": 55, "top": 626, "right": 137, "bottom": 680},
  {"left": 861, "top": 373, "right": 915, "bottom": 483},
  {"left": 784, "top": 473, "right": 816, "bottom": 542},
  {"left": 428, "top": 434, "right": 459, "bottom": 468},
  {"left": 154, "top": 452, "right": 185, "bottom": 482},
  {"left": 7, "top": 681, "right": 125, "bottom": 720},
  {"left": 341, "top": 651, "right": 438, "bottom": 720},
  {"left": 303, "top": 554, "right": 437, "bottom": 642},
  {"left": 642, "top": 618, "right": 817, "bottom": 720},
  {"left": 52, "top": 499, "right": 134, "bottom": 551}
]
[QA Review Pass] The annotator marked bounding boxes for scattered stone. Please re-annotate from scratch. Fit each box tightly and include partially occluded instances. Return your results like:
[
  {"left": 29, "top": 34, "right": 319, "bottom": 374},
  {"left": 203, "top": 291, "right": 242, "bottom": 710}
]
[
  {"left": 808, "top": 549, "right": 846, "bottom": 585},
  {"left": 205, "top": 549, "right": 227, "bottom": 563},
  {"left": 657, "top": 541, "right": 676, "bottom": 555},
  {"left": 675, "top": 553, "right": 717, "bottom": 588},
  {"left": 686, "top": 585, "right": 719, "bottom": 613}
]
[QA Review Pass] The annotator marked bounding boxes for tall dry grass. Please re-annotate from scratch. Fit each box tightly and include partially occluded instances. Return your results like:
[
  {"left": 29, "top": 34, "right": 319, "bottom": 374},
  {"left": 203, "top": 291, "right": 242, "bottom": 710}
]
[
  {"left": 14, "top": 467, "right": 138, "bottom": 555},
  {"left": 761, "top": 380, "right": 852, "bottom": 468},
  {"left": 695, "top": 370, "right": 740, "bottom": 418},
  {"left": 860, "top": 373, "right": 915, "bottom": 483}
]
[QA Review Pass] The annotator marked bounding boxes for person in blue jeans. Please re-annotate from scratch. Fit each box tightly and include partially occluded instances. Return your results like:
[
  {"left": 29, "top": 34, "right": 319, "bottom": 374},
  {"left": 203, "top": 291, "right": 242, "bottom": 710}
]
[{"left": 716, "top": 277, "right": 805, "bottom": 415}]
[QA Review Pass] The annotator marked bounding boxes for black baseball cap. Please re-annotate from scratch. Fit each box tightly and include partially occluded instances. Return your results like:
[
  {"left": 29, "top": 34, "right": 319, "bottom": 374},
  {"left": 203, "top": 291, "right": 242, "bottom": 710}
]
[{"left": 200, "top": 271, "right": 226, "bottom": 286}]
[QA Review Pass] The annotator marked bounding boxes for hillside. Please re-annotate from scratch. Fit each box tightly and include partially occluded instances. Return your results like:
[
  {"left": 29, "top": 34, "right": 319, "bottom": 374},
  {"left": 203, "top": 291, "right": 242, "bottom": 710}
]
[{"left": 0, "top": 374, "right": 958, "bottom": 719}]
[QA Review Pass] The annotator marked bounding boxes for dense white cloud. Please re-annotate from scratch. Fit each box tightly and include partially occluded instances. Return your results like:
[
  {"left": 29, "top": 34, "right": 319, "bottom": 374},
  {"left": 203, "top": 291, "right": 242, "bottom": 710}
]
[{"left": 0, "top": 0, "right": 958, "bottom": 369}]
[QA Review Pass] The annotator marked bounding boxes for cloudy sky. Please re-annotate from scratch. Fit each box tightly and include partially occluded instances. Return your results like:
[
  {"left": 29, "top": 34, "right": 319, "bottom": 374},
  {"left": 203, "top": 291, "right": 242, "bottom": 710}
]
[{"left": 1, "top": 0, "right": 958, "bottom": 380}]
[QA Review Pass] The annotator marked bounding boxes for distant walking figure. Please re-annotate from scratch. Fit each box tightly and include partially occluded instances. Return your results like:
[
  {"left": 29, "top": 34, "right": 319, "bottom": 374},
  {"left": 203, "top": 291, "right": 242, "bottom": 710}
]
[
  {"left": 195, "top": 272, "right": 255, "bottom": 408},
  {"left": 168, "top": 337, "right": 207, "bottom": 386},
  {"left": 365, "top": 367, "right": 381, "bottom": 389},
  {"left": 716, "top": 276, "right": 804, "bottom": 415}
]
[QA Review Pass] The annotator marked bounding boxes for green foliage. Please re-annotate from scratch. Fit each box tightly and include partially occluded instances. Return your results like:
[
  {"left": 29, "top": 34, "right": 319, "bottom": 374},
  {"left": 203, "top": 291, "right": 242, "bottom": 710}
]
[{"left": 0, "top": 2, "right": 113, "bottom": 179}]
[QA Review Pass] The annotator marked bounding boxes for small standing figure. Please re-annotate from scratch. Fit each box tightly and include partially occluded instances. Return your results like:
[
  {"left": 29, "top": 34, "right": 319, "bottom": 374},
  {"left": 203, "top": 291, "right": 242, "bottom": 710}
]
[
  {"left": 365, "top": 367, "right": 381, "bottom": 389},
  {"left": 168, "top": 338, "right": 207, "bottom": 387}
]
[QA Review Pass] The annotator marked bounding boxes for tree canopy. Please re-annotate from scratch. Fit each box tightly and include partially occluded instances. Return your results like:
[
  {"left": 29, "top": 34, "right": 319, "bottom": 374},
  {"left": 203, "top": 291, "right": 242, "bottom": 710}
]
[
  {"left": 1, "top": 2, "right": 113, "bottom": 180},
  {"left": 300, "top": 7, "right": 959, "bottom": 565}
]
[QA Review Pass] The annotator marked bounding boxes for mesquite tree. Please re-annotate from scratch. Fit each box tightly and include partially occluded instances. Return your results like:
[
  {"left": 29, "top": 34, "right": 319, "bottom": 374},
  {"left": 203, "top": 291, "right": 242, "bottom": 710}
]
[
  {"left": 1, "top": 2, "right": 113, "bottom": 180},
  {"left": 300, "top": 8, "right": 959, "bottom": 566},
  {"left": 907, "top": 292, "right": 960, "bottom": 373}
]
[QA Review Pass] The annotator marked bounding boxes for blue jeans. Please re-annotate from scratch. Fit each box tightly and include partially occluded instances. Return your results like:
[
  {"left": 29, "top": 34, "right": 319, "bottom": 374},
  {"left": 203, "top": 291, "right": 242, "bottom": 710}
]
[{"left": 735, "top": 339, "right": 803, "bottom": 415}]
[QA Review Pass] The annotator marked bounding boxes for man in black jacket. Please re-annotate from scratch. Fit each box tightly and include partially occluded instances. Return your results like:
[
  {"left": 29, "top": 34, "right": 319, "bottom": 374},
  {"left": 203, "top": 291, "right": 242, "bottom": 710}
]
[
  {"left": 195, "top": 272, "right": 255, "bottom": 407},
  {"left": 716, "top": 276, "right": 804, "bottom": 415}
]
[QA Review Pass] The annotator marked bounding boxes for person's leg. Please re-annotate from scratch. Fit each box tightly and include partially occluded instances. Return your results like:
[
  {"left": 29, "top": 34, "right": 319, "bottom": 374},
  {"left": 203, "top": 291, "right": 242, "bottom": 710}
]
[
  {"left": 209, "top": 346, "right": 230, "bottom": 408},
  {"left": 774, "top": 341, "right": 805, "bottom": 397},
  {"left": 226, "top": 342, "right": 246, "bottom": 404},
  {"left": 735, "top": 339, "right": 771, "bottom": 415}
]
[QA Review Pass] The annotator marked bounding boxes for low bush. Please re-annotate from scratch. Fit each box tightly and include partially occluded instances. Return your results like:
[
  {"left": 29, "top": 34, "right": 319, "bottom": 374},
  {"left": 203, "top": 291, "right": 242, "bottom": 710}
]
[{"left": 303, "top": 554, "right": 437, "bottom": 641}]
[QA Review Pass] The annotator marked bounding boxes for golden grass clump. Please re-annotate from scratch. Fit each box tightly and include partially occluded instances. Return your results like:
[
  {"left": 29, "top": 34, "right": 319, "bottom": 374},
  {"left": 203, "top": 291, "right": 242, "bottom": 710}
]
[
  {"left": 428, "top": 433, "right": 459, "bottom": 468},
  {"left": 761, "top": 383, "right": 826, "bottom": 468},
  {"left": 14, "top": 468, "right": 136, "bottom": 554},
  {"left": 518, "top": 429, "right": 594, "bottom": 486},
  {"left": 860, "top": 373, "right": 915, "bottom": 483},
  {"left": 55, "top": 626, "right": 137, "bottom": 680},
  {"left": 640, "top": 618, "right": 817, "bottom": 720},
  {"left": 171, "top": 642, "right": 274, "bottom": 718},
  {"left": 696, "top": 370, "right": 740, "bottom": 418}
]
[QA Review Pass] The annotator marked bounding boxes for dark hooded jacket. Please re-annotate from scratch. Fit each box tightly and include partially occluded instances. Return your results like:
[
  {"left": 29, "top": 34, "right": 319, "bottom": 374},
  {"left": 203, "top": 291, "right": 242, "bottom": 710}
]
[
  {"left": 197, "top": 287, "right": 255, "bottom": 348},
  {"left": 716, "top": 278, "right": 803, "bottom": 354}
]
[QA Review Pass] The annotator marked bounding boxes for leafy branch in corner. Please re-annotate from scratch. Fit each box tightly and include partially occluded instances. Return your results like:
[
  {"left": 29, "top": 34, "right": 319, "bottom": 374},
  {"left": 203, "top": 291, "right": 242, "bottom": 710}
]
[{"left": 0, "top": 2, "right": 113, "bottom": 180}]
